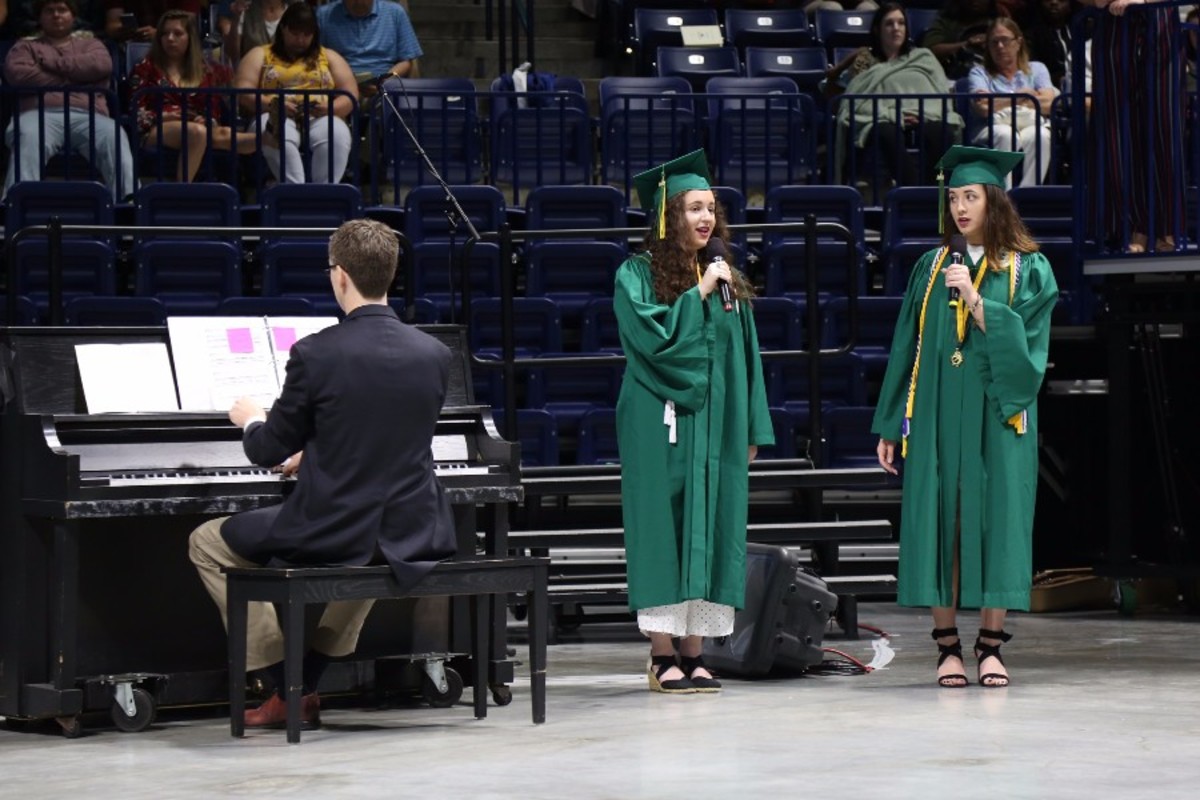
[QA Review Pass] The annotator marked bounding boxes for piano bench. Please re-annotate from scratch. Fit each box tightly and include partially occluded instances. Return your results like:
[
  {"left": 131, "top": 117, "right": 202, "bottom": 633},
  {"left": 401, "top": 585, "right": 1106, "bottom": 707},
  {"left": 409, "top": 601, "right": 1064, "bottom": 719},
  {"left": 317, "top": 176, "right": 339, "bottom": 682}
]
[{"left": 222, "top": 556, "right": 550, "bottom": 743}]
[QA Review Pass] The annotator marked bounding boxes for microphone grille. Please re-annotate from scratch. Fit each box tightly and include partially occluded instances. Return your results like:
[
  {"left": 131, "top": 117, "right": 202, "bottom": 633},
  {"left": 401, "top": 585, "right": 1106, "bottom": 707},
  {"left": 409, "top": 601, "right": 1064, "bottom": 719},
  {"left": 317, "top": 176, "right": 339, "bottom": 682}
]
[
  {"left": 949, "top": 234, "right": 967, "bottom": 256},
  {"left": 704, "top": 237, "right": 729, "bottom": 261}
]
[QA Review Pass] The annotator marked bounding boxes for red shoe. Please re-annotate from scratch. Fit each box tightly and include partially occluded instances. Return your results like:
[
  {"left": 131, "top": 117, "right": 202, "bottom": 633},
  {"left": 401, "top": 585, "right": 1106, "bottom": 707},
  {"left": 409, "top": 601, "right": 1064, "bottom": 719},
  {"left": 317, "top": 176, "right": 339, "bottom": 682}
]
[{"left": 244, "top": 692, "right": 321, "bottom": 729}]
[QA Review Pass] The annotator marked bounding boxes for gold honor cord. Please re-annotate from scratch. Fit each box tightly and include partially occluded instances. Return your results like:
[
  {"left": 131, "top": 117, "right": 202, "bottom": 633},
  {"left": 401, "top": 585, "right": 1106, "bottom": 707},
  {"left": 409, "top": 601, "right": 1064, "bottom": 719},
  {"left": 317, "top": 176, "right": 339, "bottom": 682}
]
[{"left": 951, "top": 257, "right": 991, "bottom": 367}]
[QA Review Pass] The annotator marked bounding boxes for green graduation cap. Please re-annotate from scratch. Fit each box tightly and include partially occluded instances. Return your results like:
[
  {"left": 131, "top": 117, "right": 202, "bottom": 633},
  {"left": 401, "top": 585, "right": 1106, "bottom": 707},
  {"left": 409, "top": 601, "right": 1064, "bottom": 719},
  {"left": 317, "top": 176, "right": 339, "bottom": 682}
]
[
  {"left": 934, "top": 145, "right": 1024, "bottom": 232},
  {"left": 632, "top": 149, "right": 712, "bottom": 240}
]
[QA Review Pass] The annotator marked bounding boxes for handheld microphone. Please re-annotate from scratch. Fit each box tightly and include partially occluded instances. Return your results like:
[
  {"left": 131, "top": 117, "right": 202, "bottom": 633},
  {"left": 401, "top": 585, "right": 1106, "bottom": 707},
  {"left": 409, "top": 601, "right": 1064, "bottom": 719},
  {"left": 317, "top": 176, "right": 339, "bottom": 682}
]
[
  {"left": 948, "top": 234, "right": 967, "bottom": 308},
  {"left": 704, "top": 238, "right": 733, "bottom": 312}
]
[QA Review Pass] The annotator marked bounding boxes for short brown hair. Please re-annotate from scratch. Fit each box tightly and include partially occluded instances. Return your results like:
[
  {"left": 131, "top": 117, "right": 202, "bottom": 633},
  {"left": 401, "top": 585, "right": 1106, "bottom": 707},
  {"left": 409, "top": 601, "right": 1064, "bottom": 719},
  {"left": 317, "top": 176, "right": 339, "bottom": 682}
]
[{"left": 328, "top": 219, "right": 399, "bottom": 299}]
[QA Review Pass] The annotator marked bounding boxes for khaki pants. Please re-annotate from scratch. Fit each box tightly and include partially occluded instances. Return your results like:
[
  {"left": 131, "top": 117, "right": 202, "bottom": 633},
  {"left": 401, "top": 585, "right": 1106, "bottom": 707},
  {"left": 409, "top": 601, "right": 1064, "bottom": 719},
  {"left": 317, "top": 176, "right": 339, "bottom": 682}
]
[{"left": 188, "top": 516, "right": 375, "bottom": 671}]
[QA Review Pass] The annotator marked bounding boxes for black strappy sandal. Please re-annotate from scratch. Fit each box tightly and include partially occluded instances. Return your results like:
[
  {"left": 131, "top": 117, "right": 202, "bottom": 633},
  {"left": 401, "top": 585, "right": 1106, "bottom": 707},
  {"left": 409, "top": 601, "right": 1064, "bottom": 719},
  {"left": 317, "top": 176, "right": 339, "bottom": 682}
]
[
  {"left": 679, "top": 654, "right": 721, "bottom": 693},
  {"left": 932, "top": 627, "right": 969, "bottom": 688},
  {"left": 648, "top": 654, "right": 695, "bottom": 694},
  {"left": 974, "top": 629, "right": 1013, "bottom": 688}
]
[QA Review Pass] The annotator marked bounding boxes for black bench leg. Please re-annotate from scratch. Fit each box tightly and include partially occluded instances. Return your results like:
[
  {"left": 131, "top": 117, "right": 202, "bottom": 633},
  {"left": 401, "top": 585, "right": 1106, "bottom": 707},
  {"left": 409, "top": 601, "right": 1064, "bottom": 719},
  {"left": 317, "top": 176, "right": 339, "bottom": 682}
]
[
  {"left": 472, "top": 594, "right": 487, "bottom": 719},
  {"left": 529, "top": 566, "right": 547, "bottom": 724},
  {"left": 283, "top": 584, "right": 305, "bottom": 744},
  {"left": 837, "top": 594, "right": 860, "bottom": 641},
  {"left": 228, "top": 581, "right": 248, "bottom": 738}
]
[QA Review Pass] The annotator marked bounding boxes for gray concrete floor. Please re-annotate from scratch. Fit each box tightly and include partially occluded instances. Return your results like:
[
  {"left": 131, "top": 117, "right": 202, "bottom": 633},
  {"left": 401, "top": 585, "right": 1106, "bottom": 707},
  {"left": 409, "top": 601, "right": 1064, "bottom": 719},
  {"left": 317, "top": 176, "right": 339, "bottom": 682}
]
[{"left": 1, "top": 604, "right": 1197, "bottom": 799}]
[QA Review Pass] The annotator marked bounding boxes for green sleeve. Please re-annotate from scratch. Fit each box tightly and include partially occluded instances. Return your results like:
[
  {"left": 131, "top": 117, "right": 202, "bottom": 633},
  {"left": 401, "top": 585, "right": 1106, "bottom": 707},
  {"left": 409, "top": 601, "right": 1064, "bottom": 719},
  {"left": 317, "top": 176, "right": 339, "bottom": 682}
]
[
  {"left": 743, "top": 301, "right": 775, "bottom": 447},
  {"left": 871, "top": 248, "right": 939, "bottom": 441},
  {"left": 980, "top": 252, "right": 1059, "bottom": 422},
  {"left": 614, "top": 254, "right": 713, "bottom": 411}
]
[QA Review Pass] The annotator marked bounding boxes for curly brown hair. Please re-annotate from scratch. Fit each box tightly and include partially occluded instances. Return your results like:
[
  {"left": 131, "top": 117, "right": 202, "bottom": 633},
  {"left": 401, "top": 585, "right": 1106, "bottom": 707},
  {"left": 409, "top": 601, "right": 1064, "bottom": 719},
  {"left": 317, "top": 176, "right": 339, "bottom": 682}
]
[
  {"left": 941, "top": 184, "right": 1039, "bottom": 269},
  {"left": 642, "top": 193, "right": 754, "bottom": 305}
]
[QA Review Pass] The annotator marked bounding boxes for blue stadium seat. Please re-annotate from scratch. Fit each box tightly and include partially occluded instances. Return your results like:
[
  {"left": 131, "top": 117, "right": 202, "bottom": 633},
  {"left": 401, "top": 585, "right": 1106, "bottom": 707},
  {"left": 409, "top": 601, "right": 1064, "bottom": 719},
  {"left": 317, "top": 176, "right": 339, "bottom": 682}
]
[
  {"left": 488, "top": 76, "right": 593, "bottom": 200},
  {"left": 217, "top": 296, "right": 315, "bottom": 317},
  {"left": 260, "top": 239, "right": 342, "bottom": 316},
  {"left": 743, "top": 46, "right": 829, "bottom": 113},
  {"left": 906, "top": 8, "right": 939, "bottom": 45},
  {"left": 711, "top": 184, "right": 748, "bottom": 251},
  {"left": 410, "top": 240, "right": 503, "bottom": 319},
  {"left": 762, "top": 185, "right": 866, "bottom": 297},
  {"left": 259, "top": 183, "right": 364, "bottom": 230},
  {"left": 756, "top": 406, "right": 798, "bottom": 460},
  {"left": 524, "top": 185, "right": 627, "bottom": 237},
  {"left": 468, "top": 297, "right": 564, "bottom": 356},
  {"left": 375, "top": 78, "right": 482, "bottom": 188},
  {"left": 580, "top": 297, "right": 623, "bottom": 353},
  {"left": 633, "top": 8, "right": 720, "bottom": 75},
  {"left": 4, "top": 180, "right": 114, "bottom": 240},
  {"left": 824, "top": 405, "right": 880, "bottom": 469},
  {"left": 821, "top": 296, "right": 903, "bottom": 392},
  {"left": 133, "top": 240, "right": 242, "bottom": 315},
  {"left": 576, "top": 407, "right": 620, "bottom": 465},
  {"left": 705, "top": 76, "right": 817, "bottom": 188},
  {"left": 725, "top": 9, "right": 814, "bottom": 53},
  {"left": 770, "top": 351, "right": 868, "bottom": 409},
  {"left": 814, "top": 9, "right": 876, "bottom": 58},
  {"left": 526, "top": 353, "right": 623, "bottom": 436},
  {"left": 525, "top": 241, "right": 627, "bottom": 322},
  {"left": 655, "top": 46, "right": 741, "bottom": 94},
  {"left": 64, "top": 296, "right": 168, "bottom": 326},
  {"left": 9, "top": 239, "right": 117, "bottom": 321},
  {"left": 599, "top": 76, "right": 698, "bottom": 193},
  {"left": 387, "top": 296, "right": 441, "bottom": 324},
  {"left": 134, "top": 182, "right": 240, "bottom": 234},
  {"left": 513, "top": 408, "right": 560, "bottom": 467},
  {"left": 751, "top": 296, "right": 805, "bottom": 352},
  {"left": 0, "top": 296, "right": 39, "bottom": 326},
  {"left": 403, "top": 184, "right": 505, "bottom": 244},
  {"left": 881, "top": 186, "right": 942, "bottom": 294}
]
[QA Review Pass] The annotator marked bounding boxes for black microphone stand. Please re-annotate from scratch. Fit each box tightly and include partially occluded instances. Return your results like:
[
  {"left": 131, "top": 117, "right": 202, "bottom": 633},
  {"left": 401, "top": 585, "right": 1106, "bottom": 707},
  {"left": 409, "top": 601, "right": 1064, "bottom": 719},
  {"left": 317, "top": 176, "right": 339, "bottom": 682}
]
[{"left": 378, "top": 79, "right": 479, "bottom": 325}]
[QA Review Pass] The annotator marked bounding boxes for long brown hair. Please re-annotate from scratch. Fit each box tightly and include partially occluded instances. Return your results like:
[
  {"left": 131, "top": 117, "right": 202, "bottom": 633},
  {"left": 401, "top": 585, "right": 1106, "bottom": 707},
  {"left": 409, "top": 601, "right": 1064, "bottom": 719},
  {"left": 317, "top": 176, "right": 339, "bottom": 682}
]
[
  {"left": 982, "top": 17, "right": 1032, "bottom": 76},
  {"left": 149, "top": 10, "right": 204, "bottom": 87},
  {"left": 642, "top": 193, "right": 754, "bottom": 305},
  {"left": 941, "top": 184, "right": 1039, "bottom": 269}
]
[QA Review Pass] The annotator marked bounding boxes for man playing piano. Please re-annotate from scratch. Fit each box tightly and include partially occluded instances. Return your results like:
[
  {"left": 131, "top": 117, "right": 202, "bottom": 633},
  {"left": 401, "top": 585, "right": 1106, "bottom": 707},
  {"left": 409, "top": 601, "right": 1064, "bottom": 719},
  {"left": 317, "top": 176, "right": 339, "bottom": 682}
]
[{"left": 188, "top": 218, "right": 457, "bottom": 729}]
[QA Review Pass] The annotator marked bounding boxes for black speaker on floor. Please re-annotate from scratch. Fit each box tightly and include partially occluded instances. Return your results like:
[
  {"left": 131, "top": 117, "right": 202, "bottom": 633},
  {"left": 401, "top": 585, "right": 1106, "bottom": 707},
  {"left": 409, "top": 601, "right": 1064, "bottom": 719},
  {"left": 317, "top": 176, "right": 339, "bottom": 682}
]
[{"left": 703, "top": 543, "right": 837, "bottom": 678}]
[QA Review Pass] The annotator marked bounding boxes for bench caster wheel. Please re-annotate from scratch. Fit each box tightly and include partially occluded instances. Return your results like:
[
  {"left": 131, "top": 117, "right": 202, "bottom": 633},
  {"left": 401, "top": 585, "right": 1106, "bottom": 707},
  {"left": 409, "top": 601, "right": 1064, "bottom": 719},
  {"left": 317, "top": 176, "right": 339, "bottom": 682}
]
[
  {"left": 491, "top": 684, "right": 513, "bottom": 706},
  {"left": 422, "top": 667, "right": 463, "bottom": 708},
  {"left": 111, "top": 687, "right": 156, "bottom": 733},
  {"left": 56, "top": 716, "right": 82, "bottom": 739}
]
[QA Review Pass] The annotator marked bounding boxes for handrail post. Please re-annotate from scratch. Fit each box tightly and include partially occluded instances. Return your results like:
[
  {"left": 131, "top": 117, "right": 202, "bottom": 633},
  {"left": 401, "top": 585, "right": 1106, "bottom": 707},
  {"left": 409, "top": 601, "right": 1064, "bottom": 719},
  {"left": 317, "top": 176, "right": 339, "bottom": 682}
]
[
  {"left": 48, "top": 217, "right": 64, "bottom": 327},
  {"left": 804, "top": 213, "right": 822, "bottom": 468},
  {"left": 499, "top": 223, "right": 517, "bottom": 441}
]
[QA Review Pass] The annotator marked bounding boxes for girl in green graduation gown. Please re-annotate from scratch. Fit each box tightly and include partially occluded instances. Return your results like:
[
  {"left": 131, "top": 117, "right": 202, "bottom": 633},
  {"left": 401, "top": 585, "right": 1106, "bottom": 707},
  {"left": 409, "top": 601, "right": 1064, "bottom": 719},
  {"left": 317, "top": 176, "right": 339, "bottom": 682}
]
[
  {"left": 872, "top": 145, "right": 1059, "bottom": 688},
  {"left": 615, "top": 150, "right": 775, "bottom": 694}
]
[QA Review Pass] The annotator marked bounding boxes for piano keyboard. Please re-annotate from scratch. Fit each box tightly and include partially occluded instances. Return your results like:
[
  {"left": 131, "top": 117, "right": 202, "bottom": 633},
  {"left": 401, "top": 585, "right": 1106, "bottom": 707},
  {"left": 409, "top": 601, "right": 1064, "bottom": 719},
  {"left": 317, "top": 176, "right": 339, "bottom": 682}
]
[{"left": 93, "top": 463, "right": 496, "bottom": 487}]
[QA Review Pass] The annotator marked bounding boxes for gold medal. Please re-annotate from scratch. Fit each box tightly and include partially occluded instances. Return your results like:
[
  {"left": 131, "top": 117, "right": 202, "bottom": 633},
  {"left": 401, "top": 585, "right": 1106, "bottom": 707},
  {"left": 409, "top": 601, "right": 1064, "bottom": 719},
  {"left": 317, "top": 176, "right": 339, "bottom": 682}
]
[{"left": 950, "top": 349, "right": 964, "bottom": 367}]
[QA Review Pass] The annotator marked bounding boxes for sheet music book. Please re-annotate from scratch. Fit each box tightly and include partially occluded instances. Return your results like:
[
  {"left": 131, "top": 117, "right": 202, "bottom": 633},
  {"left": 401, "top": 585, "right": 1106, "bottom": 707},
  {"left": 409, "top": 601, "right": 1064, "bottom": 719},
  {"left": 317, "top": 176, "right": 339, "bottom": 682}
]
[
  {"left": 75, "top": 342, "right": 181, "bottom": 413},
  {"left": 168, "top": 316, "right": 338, "bottom": 411}
]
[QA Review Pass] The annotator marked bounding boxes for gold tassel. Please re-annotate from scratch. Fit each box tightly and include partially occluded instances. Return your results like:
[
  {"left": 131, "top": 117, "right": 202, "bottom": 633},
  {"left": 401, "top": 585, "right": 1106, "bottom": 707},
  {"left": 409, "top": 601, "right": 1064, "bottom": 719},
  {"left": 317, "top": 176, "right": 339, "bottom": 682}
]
[
  {"left": 656, "top": 167, "right": 666, "bottom": 240},
  {"left": 937, "top": 168, "right": 945, "bottom": 235}
]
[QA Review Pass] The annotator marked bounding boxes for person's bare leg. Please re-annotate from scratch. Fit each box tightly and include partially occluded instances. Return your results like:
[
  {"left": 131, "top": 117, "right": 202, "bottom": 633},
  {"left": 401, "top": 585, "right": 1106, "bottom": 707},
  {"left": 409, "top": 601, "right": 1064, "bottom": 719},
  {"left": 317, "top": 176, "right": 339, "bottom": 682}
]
[
  {"left": 932, "top": 518, "right": 965, "bottom": 685},
  {"left": 154, "top": 120, "right": 209, "bottom": 182},
  {"left": 648, "top": 632, "right": 684, "bottom": 682},
  {"left": 977, "top": 607, "right": 1010, "bottom": 686},
  {"left": 677, "top": 634, "right": 713, "bottom": 680}
]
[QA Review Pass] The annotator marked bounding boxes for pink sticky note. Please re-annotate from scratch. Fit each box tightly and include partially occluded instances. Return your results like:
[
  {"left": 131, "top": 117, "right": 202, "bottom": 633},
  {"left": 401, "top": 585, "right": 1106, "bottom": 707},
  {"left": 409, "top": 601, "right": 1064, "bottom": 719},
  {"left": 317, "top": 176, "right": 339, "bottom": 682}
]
[
  {"left": 273, "top": 327, "right": 298, "bottom": 352},
  {"left": 226, "top": 328, "right": 255, "bottom": 354}
]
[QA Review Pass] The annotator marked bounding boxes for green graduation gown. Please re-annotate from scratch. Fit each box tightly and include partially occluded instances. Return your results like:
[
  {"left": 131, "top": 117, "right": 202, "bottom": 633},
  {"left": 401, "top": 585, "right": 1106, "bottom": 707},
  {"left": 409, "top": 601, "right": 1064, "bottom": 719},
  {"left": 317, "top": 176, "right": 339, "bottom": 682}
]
[
  {"left": 872, "top": 247, "right": 1058, "bottom": 610},
  {"left": 614, "top": 253, "right": 775, "bottom": 612}
]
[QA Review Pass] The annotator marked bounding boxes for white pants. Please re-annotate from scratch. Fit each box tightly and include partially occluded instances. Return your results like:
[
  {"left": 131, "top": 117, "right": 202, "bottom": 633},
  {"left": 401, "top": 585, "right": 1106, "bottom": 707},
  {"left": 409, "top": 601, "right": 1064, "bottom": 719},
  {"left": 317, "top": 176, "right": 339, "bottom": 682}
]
[
  {"left": 638, "top": 599, "right": 735, "bottom": 638},
  {"left": 4, "top": 108, "right": 136, "bottom": 199},
  {"left": 257, "top": 112, "right": 352, "bottom": 184},
  {"left": 971, "top": 122, "right": 1052, "bottom": 188}
]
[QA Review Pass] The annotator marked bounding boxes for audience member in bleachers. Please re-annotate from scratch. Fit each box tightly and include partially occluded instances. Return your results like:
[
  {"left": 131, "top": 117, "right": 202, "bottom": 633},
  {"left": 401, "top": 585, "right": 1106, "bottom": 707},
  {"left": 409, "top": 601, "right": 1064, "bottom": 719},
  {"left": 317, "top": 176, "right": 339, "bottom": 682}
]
[
  {"left": 104, "top": 0, "right": 202, "bottom": 42},
  {"left": 872, "top": 145, "right": 1058, "bottom": 689},
  {"left": 921, "top": 0, "right": 1002, "bottom": 79},
  {"left": 316, "top": 0, "right": 421, "bottom": 98},
  {"left": 218, "top": 0, "right": 300, "bottom": 67},
  {"left": 835, "top": 2, "right": 963, "bottom": 187},
  {"left": 967, "top": 17, "right": 1056, "bottom": 186},
  {"left": 234, "top": 2, "right": 357, "bottom": 184},
  {"left": 1083, "top": 0, "right": 1184, "bottom": 253},
  {"left": 1024, "top": 0, "right": 1085, "bottom": 89},
  {"left": 2, "top": 0, "right": 135, "bottom": 199},
  {"left": 614, "top": 150, "right": 774, "bottom": 695},
  {"left": 130, "top": 9, "right": 256, "bottom": 182},
  {"left": 0, "top": 0, "right": 103, "bottom": 37}
]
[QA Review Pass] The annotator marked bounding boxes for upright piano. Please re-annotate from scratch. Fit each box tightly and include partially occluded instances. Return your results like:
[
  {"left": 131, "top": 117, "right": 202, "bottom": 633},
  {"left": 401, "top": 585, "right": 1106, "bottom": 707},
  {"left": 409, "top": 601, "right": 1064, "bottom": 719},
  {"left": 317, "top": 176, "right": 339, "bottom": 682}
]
[{"left": 0, "top": 324, "right": 522, "bottom": 731}]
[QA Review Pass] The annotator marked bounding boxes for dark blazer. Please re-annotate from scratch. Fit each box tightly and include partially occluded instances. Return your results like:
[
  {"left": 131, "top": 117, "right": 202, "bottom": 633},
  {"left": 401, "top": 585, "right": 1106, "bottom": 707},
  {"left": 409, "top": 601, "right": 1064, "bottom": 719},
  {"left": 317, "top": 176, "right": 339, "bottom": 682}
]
[{"left": 221, "top": 304, "right": 457, "bottom": 591}]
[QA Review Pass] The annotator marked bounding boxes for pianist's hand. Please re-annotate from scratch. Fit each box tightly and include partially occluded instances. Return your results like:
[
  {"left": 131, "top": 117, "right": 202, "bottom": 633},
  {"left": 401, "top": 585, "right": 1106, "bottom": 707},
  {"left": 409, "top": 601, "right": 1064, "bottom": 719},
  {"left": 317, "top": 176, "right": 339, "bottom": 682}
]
[
  {"left": 229, "top": 397, "right": 266, "bottom": 429},
  {"left": 278, "top": 451, "right": 303, "bottom": 477}
]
